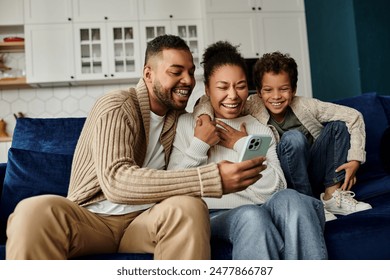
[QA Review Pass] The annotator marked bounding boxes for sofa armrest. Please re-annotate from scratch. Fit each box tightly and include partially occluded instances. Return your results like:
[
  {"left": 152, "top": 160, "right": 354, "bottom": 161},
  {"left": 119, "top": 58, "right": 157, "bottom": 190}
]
[{"left": 0, "top": 163, "right": 6, "bottom": 201}]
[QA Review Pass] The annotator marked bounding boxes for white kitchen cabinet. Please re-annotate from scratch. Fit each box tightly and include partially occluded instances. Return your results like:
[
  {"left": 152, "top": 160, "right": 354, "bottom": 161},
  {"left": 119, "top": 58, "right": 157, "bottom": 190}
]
[
  {"left": 138, "top": 0, "right": 202, "bottom": 20},
  {"left": 24, "top": 0, "right": 75, "bottom": 85},
  {"left": 137, "top": 0, "right": 204, "bottom": 71},
  {"left": 0, "top": 0, "right": 24, "bottom": 25},
  {"left": 24, "top": 0, "right": 73, "bottom": 24},
  {"left": 139, "top": 20, "right": 204, "bottom": 71},
  {"left": 74, "top": 21, "right": 141, "bottom": 81},
  {"left": 72, "top": 0, "right": 138, "bottom": 22},
  {"left": 205, "top": 0, "right": 304, "bottom": 13},
  {"left": 25, "top": 24, "right": 76, "bottom": 85},
  {"left": 205, "top": 0, "right": 312, "bottom": 97}
]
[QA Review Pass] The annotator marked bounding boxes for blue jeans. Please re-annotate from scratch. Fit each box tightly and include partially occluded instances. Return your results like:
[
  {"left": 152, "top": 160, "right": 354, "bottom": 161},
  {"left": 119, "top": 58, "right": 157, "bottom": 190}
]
[
  {"left": 277, "top": 121, "right": 349, "bottom": 197},
  {"left": 209, "top": 189, "right": 327, "bottom": 260}
]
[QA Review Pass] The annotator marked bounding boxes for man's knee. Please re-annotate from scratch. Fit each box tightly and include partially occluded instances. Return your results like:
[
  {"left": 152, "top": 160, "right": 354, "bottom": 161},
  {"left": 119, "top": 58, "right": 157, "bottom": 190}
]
[
  {"left": 163, "top": 196, "right": 208, "bottom": 217},
  {"left": 8, "top": 195, "right": 70, "bottom": 234}
]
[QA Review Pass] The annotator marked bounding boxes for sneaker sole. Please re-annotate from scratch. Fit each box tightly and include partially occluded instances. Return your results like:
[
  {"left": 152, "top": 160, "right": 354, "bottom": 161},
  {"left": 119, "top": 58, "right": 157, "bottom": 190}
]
[{"left": 328, "top": 206, "right": 372, "bottom": 215}]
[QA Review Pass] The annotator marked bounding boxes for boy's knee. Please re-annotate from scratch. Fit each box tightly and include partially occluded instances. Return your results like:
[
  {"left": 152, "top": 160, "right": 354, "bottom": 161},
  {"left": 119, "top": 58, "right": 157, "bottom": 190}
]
[
  {"left": 325, "top": 121, "right": 348, "bottom": 135},
  {"left": 279, "top": 130, "right": 307, "bottom": 149}
]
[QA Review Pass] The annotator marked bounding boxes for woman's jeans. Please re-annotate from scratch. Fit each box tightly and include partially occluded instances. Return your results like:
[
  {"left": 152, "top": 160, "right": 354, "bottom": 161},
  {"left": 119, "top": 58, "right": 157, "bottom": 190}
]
[
  {"left": 209, "top": 189, "right": 327, "bottom": 260},
  {"left": 277, "top": 121, "right": 349, "bottom": 197}
]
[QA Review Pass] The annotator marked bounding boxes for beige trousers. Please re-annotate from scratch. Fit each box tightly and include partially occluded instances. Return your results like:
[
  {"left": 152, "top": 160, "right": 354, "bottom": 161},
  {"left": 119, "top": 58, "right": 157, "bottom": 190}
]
[{"left": 6, "top": 194, "right": 210, "bottom": 260}]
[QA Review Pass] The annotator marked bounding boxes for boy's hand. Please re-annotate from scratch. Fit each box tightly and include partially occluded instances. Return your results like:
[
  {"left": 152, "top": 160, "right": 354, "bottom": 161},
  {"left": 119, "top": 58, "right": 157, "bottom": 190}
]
[
  {"left": 337, "top": 160, "right": 360, "bottom": 191},
  {"left": 194, "top": 115, "right": 220, "bottom": 146}
]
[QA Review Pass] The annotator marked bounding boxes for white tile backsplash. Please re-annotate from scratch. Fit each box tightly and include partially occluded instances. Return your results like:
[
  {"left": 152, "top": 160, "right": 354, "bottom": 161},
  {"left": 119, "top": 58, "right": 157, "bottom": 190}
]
[{"left": 0, "top": 80, "right": 205, "bottom": 137}]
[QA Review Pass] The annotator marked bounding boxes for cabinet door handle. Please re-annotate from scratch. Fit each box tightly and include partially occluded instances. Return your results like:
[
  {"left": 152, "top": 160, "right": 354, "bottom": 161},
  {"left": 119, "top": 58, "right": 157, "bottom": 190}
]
[
  {"left": 252, "top": 7, "right": 256, "bottom": 11},
  {"left": 68, "top": 18, "right": 72, "bottom": 21},
  {"left": 104, "top": 16, "right": 108, "bottom": 20},
  {"left": 104, "top": 74, "right": 108, "bottom": 77},
  {"left": 70, "top": 76, "right": 74, "bottom": 79},
  {"left": 169, "top": 14, "right": 173, "bottom": 18},
  {"left": 111, "top": 74, "right": 114, "bottom": 77},
  {"left": 258, "top": 7, "right": 262, "bottom": 11}
]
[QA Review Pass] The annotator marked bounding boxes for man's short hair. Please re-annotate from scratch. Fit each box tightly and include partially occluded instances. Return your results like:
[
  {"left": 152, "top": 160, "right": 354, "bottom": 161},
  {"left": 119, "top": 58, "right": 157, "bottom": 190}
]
[{"left": 144, "top": 34, "right": 191, "bottom": 66}]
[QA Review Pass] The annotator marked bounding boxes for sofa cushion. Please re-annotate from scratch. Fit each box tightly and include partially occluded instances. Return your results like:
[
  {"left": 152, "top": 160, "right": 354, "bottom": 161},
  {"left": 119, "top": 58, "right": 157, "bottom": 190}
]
[
  {"left": 380, "top": 127, "right": 390, "bottom": 174},
  {"left": 325, "top": 192, "right": 390, "bottom": 260},
  {"left": 0, "top": 118, "right": 85, "bottom": 243},
  {"left": 334, "top": 93, "right": 389, "bottom": 182},
  {"left": 0, "top": 148, "right": 73, "bottom": 214},
  {"left": 378, "top": 95, "right": 390, "bottom": 122},
  {"left": 378, "top": 95, "right": 390, "bottom": 173}
]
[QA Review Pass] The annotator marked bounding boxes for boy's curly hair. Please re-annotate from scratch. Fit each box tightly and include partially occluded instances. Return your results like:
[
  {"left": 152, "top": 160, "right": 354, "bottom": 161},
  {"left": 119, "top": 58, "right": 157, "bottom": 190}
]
[{"left": 253, "top": 51, "right": 298, "bottom": 92}]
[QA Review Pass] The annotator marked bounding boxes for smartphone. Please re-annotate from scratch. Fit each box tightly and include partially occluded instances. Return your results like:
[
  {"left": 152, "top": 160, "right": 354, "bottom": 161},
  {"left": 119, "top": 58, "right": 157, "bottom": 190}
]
[{"left": 238, "top": 134, "right": 272, "bottom": 162}]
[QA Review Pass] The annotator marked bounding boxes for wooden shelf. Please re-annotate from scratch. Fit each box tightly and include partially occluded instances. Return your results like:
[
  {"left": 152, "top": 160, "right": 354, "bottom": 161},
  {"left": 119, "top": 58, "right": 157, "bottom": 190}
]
[
  {"left": 0, "top": 76, "right": 30, "bottom": 89},
  {"left": 0, "top": 137, "right": 12, "bottom": 142},
  {"left": 0, "top": 41, "right": 25, "bottom": 53}
]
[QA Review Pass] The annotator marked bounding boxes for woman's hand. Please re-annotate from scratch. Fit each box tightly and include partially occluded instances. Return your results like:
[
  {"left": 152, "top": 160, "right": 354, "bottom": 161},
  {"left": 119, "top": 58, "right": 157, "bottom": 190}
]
[{"left": 216, "top": 119, "right": 247, "bottom": 149}]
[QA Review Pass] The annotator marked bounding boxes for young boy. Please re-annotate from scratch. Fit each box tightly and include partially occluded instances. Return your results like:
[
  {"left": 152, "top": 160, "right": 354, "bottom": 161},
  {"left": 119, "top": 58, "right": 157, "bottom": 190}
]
[{"left": 195, "top": 51, "right": 371, "bottom": 220}]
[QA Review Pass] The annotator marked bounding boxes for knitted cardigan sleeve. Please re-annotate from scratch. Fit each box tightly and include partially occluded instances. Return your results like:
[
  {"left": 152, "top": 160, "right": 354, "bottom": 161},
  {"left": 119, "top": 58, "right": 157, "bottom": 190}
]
[
  {"left": 292, "top": 97, "right": 366, "bottom": 163},
  {"left": 192, "top": 94, "right": 215, "bottom": 120},
  {"left": 68, "top": 90, "right": 222, "bottom": 206}
]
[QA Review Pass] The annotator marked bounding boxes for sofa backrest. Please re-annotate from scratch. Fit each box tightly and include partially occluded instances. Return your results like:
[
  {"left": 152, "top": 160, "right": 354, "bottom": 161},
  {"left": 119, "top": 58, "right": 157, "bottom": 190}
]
[
  {"left": 0, "top": 118, "right": 86, "bottom": 243},
  {"left": 334, "top": 92, "right": 390, "bottom": 182}
]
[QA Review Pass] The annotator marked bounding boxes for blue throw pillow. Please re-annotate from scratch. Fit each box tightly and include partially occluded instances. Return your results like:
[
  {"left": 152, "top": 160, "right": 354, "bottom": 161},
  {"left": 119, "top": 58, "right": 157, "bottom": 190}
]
[
  {"left": 11, "top": 118, "right": 85, "bottom": 155},
  {"left": 0, "top": 117, "right": 85, "bottom": 243},
  {"left": 0, "top": 148, "right": 74, "bottom": 243}
]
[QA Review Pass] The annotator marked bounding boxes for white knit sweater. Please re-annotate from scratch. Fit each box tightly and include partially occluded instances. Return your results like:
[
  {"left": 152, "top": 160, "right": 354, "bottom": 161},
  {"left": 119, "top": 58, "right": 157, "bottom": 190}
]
[{"left": 168, "top": 114, "right": 286, "bottom": 209}]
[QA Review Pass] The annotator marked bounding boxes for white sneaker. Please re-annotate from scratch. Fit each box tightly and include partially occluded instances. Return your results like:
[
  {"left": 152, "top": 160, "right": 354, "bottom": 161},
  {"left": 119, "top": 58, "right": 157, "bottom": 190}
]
[
  {"left": 324, "top": 208, "right": 337, "bottom": 222},
  {"left": 320, "top": 189, "right": 372, "bottom": 215}
]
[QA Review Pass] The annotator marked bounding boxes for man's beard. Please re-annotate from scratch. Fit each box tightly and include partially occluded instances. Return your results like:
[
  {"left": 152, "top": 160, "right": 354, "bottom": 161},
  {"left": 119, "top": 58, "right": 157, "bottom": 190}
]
[{"left": 152, "top": 81, "right": 188, "bottom": 111}]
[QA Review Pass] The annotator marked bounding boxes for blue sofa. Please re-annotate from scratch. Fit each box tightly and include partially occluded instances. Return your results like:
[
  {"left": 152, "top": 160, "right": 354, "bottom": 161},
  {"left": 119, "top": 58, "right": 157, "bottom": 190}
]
[{"left": 1, "top": 92, "right": 390, "bottom": 260}]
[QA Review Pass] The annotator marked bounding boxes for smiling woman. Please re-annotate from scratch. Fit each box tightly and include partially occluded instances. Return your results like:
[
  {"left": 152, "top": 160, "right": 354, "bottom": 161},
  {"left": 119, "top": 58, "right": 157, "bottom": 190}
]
[
  {"left": 206, "top": 64, "right": 247, "bottom": 119},
  {"left": 168, "top": 41, "right": 328, "bottom": 260}
]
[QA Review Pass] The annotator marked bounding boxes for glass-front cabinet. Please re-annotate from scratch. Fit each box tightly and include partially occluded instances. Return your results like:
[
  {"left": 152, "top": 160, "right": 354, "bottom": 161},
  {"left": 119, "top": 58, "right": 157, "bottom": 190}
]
[
  {"left": 74, "top": 22, "right": 140, "bottom": 81},
  {"left": 77, "top": 25, "right": 105, "bottom": 78},
  {"left": 110, "top": 26, "right": 138, "bottom": 74},
  {"left": 140, "top": 20, "right": 203, "bottom": 70},
  {"left": 173, "top": 21, "right": 203, "bottom": 68}
]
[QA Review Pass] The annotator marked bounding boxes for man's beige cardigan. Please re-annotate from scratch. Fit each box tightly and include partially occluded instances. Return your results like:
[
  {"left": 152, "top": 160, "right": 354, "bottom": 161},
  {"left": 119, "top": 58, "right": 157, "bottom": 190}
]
[{"left": 67, "top": 79, "right": 222, "bottom": 206}]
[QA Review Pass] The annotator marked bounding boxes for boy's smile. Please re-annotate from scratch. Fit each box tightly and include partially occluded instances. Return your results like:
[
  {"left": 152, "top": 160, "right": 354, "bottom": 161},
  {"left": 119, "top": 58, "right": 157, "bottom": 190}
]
[{"left": 258, "top": 71, "right": 296, "bottom": 123}]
